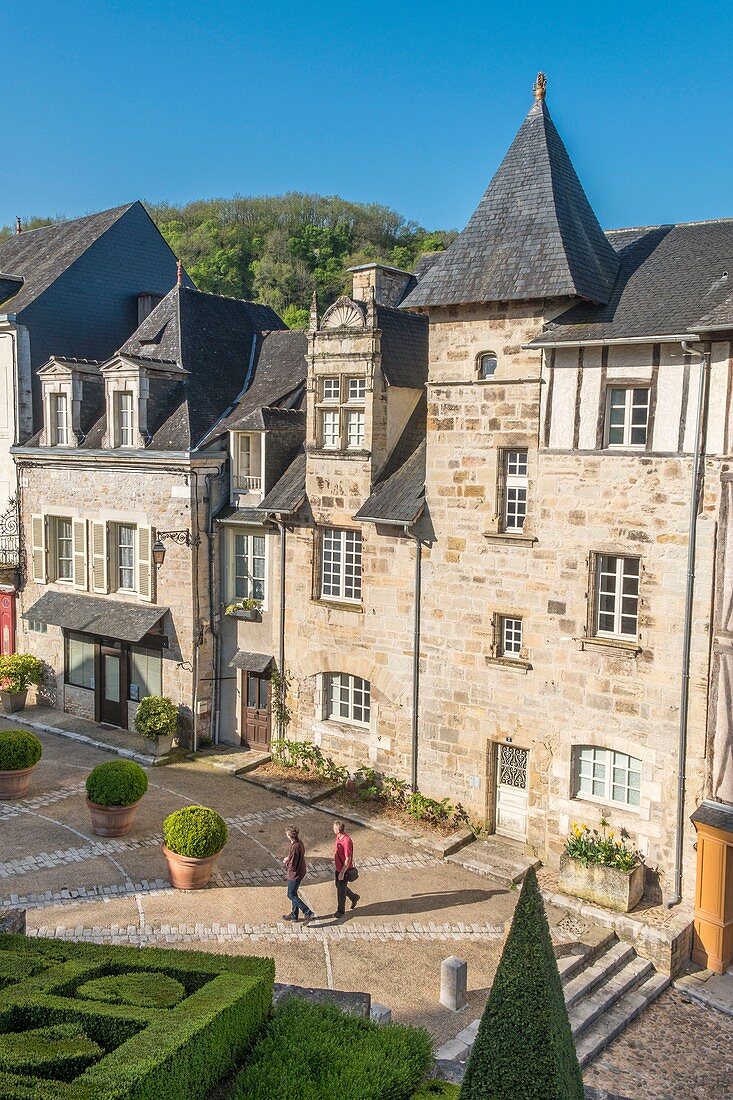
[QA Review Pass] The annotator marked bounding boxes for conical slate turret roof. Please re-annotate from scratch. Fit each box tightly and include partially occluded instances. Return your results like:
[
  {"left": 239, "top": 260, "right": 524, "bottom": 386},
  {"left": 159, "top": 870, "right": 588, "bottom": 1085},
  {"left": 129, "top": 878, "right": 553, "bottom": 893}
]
[{"left": 402, "top": 78, "right": 620, "bottom": 308}]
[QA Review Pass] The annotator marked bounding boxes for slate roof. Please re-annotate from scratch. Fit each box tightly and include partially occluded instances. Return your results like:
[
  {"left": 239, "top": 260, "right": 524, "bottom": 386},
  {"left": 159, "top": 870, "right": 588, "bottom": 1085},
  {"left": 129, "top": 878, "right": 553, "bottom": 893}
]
[
  {"left": 530, "top": 221, "right": 733, "bottom": 345},
  {"left": 0, "top": 204, "right": 138, "bottom": 314},
  {"left": 232, "top": 407, "right": 306, "bottom": 432},
  {"left": 377, "top": 306, "right": 428, "bottom": 388},
  {"left": 691, "top": 800, "right": 733, "bottom": 835},
  {"left": 23, "top": 590, "right": 167, "bottom": 643},
  {"left": 401, "top": 97, "right": 619, "bottom": 309},
  {"left": 229, "top": 651, "right": 274, "bottom": 673},
  {"left": 355, "top": 396, "right": 427, "bottom": 524},
  {"left": 259, "top": 450, "right": 307, "bottom": 515},
  {"left": 215, "top": 330, "right": 308, "bottom": 436}
]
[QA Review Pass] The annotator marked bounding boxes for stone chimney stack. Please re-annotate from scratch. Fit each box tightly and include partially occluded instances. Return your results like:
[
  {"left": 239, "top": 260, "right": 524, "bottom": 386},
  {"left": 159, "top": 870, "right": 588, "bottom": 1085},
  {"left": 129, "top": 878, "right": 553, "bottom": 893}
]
[{"left": 349, "top": 263, "right": 414, "bottom": 308}]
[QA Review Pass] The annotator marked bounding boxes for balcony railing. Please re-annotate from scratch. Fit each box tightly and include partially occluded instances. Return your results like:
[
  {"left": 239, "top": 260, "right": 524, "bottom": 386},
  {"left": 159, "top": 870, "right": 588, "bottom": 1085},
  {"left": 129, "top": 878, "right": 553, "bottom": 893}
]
[{"left": 234, "top": 475, "right": 263, "bottom": 493}]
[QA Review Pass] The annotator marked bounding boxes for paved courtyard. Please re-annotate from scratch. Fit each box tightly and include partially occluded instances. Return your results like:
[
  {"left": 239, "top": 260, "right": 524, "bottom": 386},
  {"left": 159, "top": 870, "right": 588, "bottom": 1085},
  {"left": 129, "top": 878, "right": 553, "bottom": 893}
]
[{"left": 2, "top": 724, "right": 733, "bottom": 1095}]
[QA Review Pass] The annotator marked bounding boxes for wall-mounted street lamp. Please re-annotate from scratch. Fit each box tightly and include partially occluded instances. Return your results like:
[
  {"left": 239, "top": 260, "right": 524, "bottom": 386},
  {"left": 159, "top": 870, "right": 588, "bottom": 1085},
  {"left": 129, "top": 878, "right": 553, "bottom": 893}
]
[{"left": 153, "top": 529, "right": 191, "bottom": 570}]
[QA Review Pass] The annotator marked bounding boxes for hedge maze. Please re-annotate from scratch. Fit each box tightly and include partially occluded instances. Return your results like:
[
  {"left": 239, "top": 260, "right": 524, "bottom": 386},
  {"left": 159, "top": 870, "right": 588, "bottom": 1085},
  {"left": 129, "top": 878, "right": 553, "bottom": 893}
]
[{"left": 0, "top": 933, "right": 274, "bottom": 1100}]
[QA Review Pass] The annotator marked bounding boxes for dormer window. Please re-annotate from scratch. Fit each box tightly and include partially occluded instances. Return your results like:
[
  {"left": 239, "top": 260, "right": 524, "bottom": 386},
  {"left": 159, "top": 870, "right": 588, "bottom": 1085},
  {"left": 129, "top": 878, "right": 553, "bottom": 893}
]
[
  {"left": 232, "top": 433, "right": 263, "bottom": 494},
  {"left": 51, "top": 394, "right": 69, "bottom": 445},
  {"left": 117, "top": 392, "right": 135, "bottom": 448},
  {"left": 478, "top": 352, "right": 498, "bottom": 380}
]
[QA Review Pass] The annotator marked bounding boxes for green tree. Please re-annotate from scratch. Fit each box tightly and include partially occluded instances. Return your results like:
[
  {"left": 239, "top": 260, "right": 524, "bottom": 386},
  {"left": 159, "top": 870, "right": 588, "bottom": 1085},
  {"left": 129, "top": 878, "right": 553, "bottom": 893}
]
[{"left": 460, "top": 867, "right": 583, "bottom": 1100}]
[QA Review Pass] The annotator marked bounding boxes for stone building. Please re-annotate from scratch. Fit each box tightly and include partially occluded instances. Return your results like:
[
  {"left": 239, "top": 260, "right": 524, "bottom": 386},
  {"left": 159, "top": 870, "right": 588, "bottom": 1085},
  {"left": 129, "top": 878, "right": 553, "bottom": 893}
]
[
  {"left": 13, "top": 283, "right": 297, "bottom": 745},
  {"left": 227, "top": 77, "right": 733, "bottom": 951}
]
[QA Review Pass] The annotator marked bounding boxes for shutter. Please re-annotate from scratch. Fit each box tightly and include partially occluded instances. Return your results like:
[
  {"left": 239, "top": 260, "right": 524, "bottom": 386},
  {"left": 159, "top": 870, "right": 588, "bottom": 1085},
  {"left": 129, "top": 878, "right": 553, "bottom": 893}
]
[
  {"left": 72, "top": 519, "right": 88, "bottom": 590},
  {"left": 137, "top": 525, "right": 153, "bottom": 603},
  {"left": 31, "top": 514, "right": 48, "bottom": 584},
  {"left": 91, "top": 521, "right": 109, "bottom": 593}
]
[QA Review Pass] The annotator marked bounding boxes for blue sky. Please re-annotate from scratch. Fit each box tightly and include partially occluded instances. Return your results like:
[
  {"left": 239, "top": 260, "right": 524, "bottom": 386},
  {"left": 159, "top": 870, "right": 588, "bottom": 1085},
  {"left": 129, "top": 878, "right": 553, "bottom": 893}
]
[{"left": 5, "top": 1, "right": 733, "bottom": 233}]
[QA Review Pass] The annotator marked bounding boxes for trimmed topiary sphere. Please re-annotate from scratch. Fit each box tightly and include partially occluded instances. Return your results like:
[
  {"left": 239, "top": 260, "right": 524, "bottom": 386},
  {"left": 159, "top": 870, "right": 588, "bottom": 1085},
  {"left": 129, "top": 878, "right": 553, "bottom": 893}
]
[
  {"left": 134, "top": 695, "right": 178, "bottom": 740},
  {"left": 0, "top": 729, "right": 42, "bottom": 771},
  {"left": 76, "top": 971, "right": 186, "bottom": 1008},
  {"left": 163, "top": 805, "right": 228, "bottom": 858},
  {"left": 86, "top": 760, "right": 148, "bottom": 807}
]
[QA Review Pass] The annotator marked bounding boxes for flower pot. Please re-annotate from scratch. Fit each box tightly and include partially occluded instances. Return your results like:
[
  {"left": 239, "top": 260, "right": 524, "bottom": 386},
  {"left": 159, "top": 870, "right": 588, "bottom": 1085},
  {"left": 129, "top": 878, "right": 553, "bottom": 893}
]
[
  {"left": 146, "top": 735, "right": 173, "bottom": 759},
  {"left": 86, "top": 796, "right": 143, "bottom": 837},
  {"left": 0, "top": 690, "right": 28, "bottom": 714},
  {"left": 162, "top": 844, "right": 220, "bottom": 889},
  {"left": 0, "top": 763, "right": 37, "bottom": 799},
  {"left": 559, "top": 855, "right": 645, "bottom": 913}
]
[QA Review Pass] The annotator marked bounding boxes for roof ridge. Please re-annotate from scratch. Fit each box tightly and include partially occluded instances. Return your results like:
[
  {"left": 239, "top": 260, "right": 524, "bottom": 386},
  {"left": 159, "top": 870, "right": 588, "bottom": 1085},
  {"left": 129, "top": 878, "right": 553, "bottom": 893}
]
[
  {"left": 11, "top": 203, "right": 136, "bottom": 236},
  {"left": 606, "top": 217, "right": 733, "bottom": 234}
]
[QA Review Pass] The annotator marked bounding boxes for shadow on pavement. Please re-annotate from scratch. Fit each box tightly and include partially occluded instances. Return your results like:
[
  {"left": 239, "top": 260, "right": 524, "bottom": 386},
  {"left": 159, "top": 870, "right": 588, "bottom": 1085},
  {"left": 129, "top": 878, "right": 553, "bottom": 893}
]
[{"left": 332, "top": 887, "right": 503, "bottom": 921}]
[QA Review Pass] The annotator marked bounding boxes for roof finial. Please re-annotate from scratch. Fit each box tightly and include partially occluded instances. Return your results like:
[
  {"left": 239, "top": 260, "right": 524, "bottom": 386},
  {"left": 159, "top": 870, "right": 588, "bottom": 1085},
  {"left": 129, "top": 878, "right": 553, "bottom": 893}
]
[
  {"left": 533, "top": 72, "right": 547, "bottom": 102},
  {"left": 309, "top": 288, "right": 319, "bottom": 330},
  {"left": 176, "top": 258, "right": 183, "bottom": 287},
  {"left": 15, "top": 217, "right": 21, "bottom": 235}
]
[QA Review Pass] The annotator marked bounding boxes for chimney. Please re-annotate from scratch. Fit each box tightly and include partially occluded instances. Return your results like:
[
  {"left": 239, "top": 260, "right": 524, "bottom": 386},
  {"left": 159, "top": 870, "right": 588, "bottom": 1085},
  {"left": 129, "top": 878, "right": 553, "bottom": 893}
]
[
  {"left": 15, "top": 217, "right": 21, "bottom": 235},
  {"left": 349, "top": 263, "right": 415, "bottom": 308}
]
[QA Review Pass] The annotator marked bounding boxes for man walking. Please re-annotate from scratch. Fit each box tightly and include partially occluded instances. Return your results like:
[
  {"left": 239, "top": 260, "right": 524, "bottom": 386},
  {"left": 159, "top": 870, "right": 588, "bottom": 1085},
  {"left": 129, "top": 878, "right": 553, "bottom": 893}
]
[
  {"left": 282, "top": 825, "right": 314, "bottom": 922},
  {"left": 333, "top": 819, "right": 359, "bottom": 917}
]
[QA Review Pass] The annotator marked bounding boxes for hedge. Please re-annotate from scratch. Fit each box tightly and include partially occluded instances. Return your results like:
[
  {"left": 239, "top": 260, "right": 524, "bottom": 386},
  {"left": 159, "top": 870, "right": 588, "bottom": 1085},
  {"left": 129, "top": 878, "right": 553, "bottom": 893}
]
[
  {"left": 0, "top": 1023, "right": 102, "bottom": 1081},
  {"left": 460, "top": 867, "right": 584, "bottom": 1100},
  {"left": 0, "top": 730, "right": 42, "bottom": 771},
  {"left": 133, "top": 696, "right": 178, "bottom": 741},
  {"left": 0, "top": 934, "right": 274, "bottom": 1100},
  {"left": 85, "top": 761, "right": 148, "bottom": 808},
  {"left": 231, "top": 997, "right": 432, "bottom": 1100},
  {"left": 413, "top": 1083, "right": 460, "bottom": 1100},
  {"left": 75, "top": 973, "right": 185, "bottom": 1009}
]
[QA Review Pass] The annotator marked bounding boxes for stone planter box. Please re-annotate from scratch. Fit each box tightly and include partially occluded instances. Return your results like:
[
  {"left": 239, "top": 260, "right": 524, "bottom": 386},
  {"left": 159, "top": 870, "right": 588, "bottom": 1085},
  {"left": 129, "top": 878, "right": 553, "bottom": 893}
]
[
  {"left": 559, "top": 855, "right": 645, "bottom": 913},
  {"left": 0, "top": 690, "right": 27, "bottom": 714},
  {"left": 230, "top": 608, "right": 262, "bottom": 622},
  {"left": 146, "top": 735, "right": 174, "bottom": 759}
]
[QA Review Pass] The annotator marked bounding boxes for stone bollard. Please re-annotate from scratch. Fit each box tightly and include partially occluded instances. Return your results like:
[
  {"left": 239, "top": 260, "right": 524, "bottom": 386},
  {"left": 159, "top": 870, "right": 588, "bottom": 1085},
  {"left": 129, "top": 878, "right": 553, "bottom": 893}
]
[
  {"left": 440, "top": 955, "right": 468, "bottom": 1011},
  {"left": 370, "top": 1003, "right": 392, "bottom": 1025}
]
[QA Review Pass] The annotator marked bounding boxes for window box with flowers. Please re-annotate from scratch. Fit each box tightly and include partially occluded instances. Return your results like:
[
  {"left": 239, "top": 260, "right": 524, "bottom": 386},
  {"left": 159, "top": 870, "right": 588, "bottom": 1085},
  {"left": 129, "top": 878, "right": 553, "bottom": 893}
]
[
  {"left": 559, "top": 818, "right": 645, "bottom": 913},
  {"left": 225, "top": 598, "right": 262, "bottom": 622}
]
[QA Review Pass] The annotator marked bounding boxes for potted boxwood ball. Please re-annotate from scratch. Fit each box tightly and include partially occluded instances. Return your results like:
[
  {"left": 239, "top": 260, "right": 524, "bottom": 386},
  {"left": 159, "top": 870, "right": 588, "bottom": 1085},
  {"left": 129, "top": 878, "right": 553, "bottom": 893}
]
[
  {"left": 85, "top": 760, "right": 148, "bottom": 837},
  {"left": 162, "top": 805, "right": 228, "bottom": 889},
  {"left": 0, "top": 653, "right": 43, "bottom": 713},
  {"left": 0, "top": 728, "right": 42, "bottom": 799},
  {"left": 133, "top": 695, "right": 178, "bottom": 758}
]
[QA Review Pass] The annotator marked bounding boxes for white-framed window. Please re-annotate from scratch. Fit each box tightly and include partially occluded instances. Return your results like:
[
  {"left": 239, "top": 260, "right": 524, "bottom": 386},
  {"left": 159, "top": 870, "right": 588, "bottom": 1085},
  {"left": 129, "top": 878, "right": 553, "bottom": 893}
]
[
  {"left": 347, "top": 377, "right": 366, "bottom": 403},
  {"left": 346, "top": 410, "right": 365, "bottom": 449},
  {"left": 28, "top": 619, "right": 47, "bottom": 634},
  {"left": 595, "top": 554, "right": 640, "bottom": 639},
  {"left": 321, "top": 527, "right": 362, "bottom": 602},
  {"left": 575, "top": 746, "right": 642, "bottom": 808},
  {"left": 500, "top": 616, "right": 523, "bottom": 657},
  {"left": 237, "top": 434, "right": 251, "bottom": 477},
  {"left": 322, "top": 377, "right": 340, "bottom": 403},
  {"left": 320, "top": 410, "right": 340, "bottom": 449},
  {"left": 65, "top": 632, "right": 95, "bottom": 690},
  {"left": 325, "top": 672, "right": 371, "bottom": 726},
  {"left": 117, "top": 391, "right": 135, "bottom": 448},
  {"left": 54, "top": 517, "right": 73, "bottom": 582},
  {"left": 503, "top": 450, "right": 528, "bottom": 532},
  {"left": 605, "top": 387, "right": 650, "bottom": 448},
  {"left": 116, "top": 524, "right": 136, "bottom": 592},
  {"left": 232, "top": 531, "right": 266, "bottom": 602},
  {"left": 51, "top": 393, "right": 69, "bottom": 445},
  {"left": 478, "top": 352, "right": 498, "bottom": 379}
]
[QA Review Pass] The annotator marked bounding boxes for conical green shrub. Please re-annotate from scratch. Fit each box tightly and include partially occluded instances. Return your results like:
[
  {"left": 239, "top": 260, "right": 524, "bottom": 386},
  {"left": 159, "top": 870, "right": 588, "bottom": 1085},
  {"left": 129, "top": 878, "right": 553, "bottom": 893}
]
[{"left": 460, "top": 867, "right": 584, "bottom": 1100}]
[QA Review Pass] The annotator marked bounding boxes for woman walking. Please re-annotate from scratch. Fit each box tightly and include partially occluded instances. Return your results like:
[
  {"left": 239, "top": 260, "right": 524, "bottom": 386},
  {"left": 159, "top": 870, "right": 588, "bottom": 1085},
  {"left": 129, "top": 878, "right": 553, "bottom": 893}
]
[{"left": 282, "top": 825, "right": 314, "bottom": 922}]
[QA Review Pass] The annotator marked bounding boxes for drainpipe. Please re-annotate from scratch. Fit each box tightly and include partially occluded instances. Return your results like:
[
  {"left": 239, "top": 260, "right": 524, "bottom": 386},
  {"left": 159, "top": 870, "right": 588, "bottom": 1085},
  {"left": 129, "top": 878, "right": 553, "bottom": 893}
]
[
  {"left": 404, "top": 522, "right": 422, "bottom": 793},
  {"left": 274, "top": 516, "right": 287, "bottom": 736},
  {"left": 667, "top": 339, "right": 710, "bottom": 907}
]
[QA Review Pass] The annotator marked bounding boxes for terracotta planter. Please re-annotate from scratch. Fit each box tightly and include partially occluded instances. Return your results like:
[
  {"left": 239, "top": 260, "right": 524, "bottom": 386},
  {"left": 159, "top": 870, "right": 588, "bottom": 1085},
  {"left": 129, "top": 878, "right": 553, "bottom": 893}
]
[
  {"left": 162, "top": 844, "right": 220, "bottom": 889},
  {"left": 0, "top": 763, "right": 37, "bottom": 799},
  {"left": 86, "top": 796, "right": 143, "bottom": 837},
  {"left": 146, "top": 735, "right": 173, "bottom": 759},
  {"left": 559, "top": 855, "right": 645, "bottom": 913},
  {"left": 0, "top": 690, "right": 28, "bottom": 714}
]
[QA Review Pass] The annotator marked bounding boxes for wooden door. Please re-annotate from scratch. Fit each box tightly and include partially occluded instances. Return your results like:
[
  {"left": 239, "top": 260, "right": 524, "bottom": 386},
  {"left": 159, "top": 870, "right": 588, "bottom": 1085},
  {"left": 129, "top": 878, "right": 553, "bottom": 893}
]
[
  {"left": 495, "top": 745, "right": 529, "bottom": 841},
  {"left": 100, "top": 644, "right": 126, "bottom": 727},
  {"left": 242, "top": 673, "right": 271, "bottom": 749},
  {"left": 0, "top": 592, "right": 15, "bottom": 654}
]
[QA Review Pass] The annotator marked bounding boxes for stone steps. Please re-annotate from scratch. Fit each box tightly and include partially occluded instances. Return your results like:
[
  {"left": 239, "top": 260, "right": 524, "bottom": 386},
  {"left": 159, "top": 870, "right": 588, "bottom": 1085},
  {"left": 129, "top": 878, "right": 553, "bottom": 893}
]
[
  {"left": 574, "top": 971, "right": 670, "bottom": 1068},
  {"left": 447, "top": 837, "right": 541, "bottom": 885},
  {"left": 563, "top": 940, "right": 637, "bottom": 1010},
  {"left": 569, "top": 954, "right": 654, "bottom": 1038},
  {"left": 556, "top": 929, "right": 617, "bottom": 984}
]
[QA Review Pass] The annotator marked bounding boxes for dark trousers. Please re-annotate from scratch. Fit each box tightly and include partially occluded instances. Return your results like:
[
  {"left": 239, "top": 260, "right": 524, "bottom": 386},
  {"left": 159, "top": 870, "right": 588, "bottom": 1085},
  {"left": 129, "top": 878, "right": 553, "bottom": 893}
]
[
  {"left": 335, "top": 871, "right": 358, "bottom": 914},
  {"left": 287, "top": 877, "right": 310, "bottom": 917}
]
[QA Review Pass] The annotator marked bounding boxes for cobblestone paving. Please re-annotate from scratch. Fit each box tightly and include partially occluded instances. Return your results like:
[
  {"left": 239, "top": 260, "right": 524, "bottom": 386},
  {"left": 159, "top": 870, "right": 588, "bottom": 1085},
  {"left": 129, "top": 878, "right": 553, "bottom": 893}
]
[{"left": 583, "top": 987, "right": 733, "bottom": 1099}]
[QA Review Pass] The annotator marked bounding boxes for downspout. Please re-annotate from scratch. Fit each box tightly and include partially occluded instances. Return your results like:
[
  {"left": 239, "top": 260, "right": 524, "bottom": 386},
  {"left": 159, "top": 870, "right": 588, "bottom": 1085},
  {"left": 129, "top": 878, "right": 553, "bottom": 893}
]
[
  {"left": 404, "top": 522, "right": 422, "bottom": 793},
  {"left": 274, "top": 516, "right": 287, "bottom": 736},
  {"left": 206, "top": 464, "right": 226, "bottom": 745},
  {"left": 667, "top": 340, "right": 710, "bottom": 907},
  {"left": 190, "top": 469, "right": 201, "bottom": 754}
]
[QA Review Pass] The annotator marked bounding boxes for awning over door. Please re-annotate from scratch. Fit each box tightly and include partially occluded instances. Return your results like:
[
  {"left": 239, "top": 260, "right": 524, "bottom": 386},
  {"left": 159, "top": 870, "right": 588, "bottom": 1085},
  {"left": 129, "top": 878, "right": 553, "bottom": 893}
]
[
  {"left": 23, "top": 591, "right": 168, "bottom": 643},
  {"left": 229, "top": 650, "right": 274, "bottom": 674}
]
